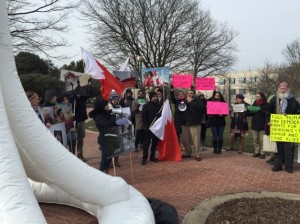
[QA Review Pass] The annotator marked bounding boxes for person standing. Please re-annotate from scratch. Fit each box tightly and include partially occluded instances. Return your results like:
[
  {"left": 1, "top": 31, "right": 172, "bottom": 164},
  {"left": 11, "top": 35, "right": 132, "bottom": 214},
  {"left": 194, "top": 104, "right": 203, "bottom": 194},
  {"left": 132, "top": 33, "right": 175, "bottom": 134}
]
[
  {"left": 72, "top": 89, "right": 89, "bottom": 162},
  {"left": 207, "top": 91, "right": 227, "bottom": 154},
  {"left": 119, "top": 88, "right": 135, "bottom": 125},
  {"left": 131, "top": 89, "right": 146, "bottom": 152},
  {"left": 170, "top": 86, "right": 186, "bottom": 145},
  {"left": 141, "top": 91, "right": 161, "bottom": 165},
  {"left": 89, "top": 98, "right": 117, "bottom": 173},
  {"left": 229, "top": 94, "right": 249, "bottom": 154},
  {"left": 182, "top": 89, "right": 205, "bottom": 161},
  {"left": 108, "top": 90, "right": 122, "bottom": 167},
  {"left": 198, "top": 93, "right": 207, "bottom": 151},
  {"left": 269, "top": 82, "right": 300, "bottom": 173},
  {"left": 248, "top": 92, "right": 269, "bottom": 159}
]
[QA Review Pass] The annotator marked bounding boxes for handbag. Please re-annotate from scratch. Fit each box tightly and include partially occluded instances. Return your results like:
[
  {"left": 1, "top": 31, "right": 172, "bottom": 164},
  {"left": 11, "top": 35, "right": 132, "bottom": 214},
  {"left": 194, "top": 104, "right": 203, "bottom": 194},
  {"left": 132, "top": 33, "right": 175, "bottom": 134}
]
[{"left": 262, "top": 134, "right": 277, "bottom": 153}]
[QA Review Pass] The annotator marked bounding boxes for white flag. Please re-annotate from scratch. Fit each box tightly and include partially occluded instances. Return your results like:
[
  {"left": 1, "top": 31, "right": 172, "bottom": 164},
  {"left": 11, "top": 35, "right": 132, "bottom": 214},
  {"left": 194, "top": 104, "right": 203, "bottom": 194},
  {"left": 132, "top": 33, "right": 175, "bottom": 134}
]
[
  {"left": 81, "top": 47, "right": 105, "bottom": 79},
  {"left": 118, "top": 58, "right": 129, "bottom": 71},
  {"left": 150, "top": 100, "right": 172, "bottom": 140}
]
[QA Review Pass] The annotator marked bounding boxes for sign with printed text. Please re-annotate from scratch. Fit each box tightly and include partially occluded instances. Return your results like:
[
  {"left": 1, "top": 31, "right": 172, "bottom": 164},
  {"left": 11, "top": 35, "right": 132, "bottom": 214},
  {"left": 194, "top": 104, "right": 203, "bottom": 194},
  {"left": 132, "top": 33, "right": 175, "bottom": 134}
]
[
  {"left": 207, "top": 101, "right": 229, "bottom": 115},
  {"left": 270, "top": 114, "right": 300, "bottom": 143},
  {"left": 195, "top": 77, "right": 215, "bottom": 90},
  {"left": 172, "top": 74, "right": 193, "bottom": 88}
]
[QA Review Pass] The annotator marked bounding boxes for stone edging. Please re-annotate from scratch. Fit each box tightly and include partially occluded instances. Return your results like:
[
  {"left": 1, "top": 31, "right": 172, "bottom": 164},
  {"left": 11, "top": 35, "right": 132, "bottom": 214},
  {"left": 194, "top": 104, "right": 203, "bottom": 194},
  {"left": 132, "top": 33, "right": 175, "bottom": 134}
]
[{"left": 182, "top": 191, "right": 300, "bottom": 224}]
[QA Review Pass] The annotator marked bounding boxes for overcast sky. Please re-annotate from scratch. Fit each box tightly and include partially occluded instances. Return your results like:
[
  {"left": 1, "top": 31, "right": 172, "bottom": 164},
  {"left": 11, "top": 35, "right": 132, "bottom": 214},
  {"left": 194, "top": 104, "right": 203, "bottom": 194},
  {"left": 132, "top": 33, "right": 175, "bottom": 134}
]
[{"left": 55, "top": 0, "right": 300, "bottom": 72}]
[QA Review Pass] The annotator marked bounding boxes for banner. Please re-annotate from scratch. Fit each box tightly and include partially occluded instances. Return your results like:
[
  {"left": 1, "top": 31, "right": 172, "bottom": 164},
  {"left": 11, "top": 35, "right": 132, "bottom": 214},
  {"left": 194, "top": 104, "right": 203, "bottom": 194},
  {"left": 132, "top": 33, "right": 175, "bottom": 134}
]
[
  {"left": 171, "top": 74, "right": 193, "bottom": 88},
  {"left": 270, "top": 114, "right": 300, "bottom": 143},
  {"left": 207, "top": 101, "right": 229, "bottom": 115},
  {"left": 142, "top": 67, "right": 169, "bottom": 88},
  {"left": 195, "top": 77, "right": 215, "bottom": 90}
]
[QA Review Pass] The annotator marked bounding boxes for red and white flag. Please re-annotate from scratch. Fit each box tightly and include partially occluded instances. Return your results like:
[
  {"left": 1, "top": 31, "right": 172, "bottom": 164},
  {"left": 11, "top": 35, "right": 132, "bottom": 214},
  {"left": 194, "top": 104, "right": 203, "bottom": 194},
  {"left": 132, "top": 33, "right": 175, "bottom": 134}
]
[
  {"left": 150, "top": 100, "right": 182, "bottom": 161},
  {"left": 81, "top": 48, "right": 125, "bottom": 100}
]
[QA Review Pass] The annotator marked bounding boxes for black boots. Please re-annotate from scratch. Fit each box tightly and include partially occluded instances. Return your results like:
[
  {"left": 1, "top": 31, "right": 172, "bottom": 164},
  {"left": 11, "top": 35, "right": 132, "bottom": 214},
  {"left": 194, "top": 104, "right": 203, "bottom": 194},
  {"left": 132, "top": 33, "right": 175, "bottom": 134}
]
[
  {"left": 213, "top": 140, "right": 223, "bottom": 154},
  {"left": 213, "top": 140, "right": 218, "bottom": 154},
  {"left": 218, "top": 140, "right": 223, "bottom": 154}
]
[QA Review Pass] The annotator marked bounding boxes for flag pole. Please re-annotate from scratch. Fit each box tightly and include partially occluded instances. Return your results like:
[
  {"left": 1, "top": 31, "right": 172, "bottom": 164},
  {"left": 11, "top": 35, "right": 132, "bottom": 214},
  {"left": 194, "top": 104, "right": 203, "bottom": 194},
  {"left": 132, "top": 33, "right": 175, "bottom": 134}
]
[{"left": 148, "top": 101, "right": 164, "bottom": 129}]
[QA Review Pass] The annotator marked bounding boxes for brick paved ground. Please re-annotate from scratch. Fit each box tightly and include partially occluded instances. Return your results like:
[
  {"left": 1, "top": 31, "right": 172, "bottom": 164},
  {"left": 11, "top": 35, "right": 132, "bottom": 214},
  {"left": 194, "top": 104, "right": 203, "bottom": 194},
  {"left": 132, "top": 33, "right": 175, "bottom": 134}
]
[{"left": 40, "top": 130, "right": 300, "bottom": 223}]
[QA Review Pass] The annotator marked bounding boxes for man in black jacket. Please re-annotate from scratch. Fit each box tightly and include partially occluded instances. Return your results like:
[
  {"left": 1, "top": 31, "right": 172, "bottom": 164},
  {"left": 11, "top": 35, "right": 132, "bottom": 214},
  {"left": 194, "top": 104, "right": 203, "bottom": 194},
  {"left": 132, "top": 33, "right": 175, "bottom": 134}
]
[
  {"left": 182, "top": 89, "right": 205, "bottom": 161},
  {"left": 141, "top": 91, "right": 161, "bottom": 165},
  {"left": 269, "top": 82, "right": 300, "bottom": 173}
]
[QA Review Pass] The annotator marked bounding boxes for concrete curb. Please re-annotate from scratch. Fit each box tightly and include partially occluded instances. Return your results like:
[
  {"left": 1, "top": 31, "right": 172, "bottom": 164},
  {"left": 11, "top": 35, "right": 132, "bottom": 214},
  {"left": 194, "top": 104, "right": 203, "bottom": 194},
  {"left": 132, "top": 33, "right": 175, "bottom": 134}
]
[{"left": 182, "top": 191, "right": 300, "bottom": 224}]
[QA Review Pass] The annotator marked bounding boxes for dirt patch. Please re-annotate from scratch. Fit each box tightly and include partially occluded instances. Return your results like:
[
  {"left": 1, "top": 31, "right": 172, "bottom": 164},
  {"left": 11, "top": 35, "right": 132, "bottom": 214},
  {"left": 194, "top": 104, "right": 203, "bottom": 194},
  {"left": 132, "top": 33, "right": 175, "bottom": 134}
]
[{"left": 206, "top": 197, "right": 300, "bottom": 224}]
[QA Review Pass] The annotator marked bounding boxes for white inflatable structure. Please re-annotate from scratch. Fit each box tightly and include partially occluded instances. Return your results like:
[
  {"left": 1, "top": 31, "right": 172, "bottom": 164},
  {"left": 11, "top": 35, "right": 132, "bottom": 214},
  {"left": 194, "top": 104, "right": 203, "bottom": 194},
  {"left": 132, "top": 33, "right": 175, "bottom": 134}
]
[{"left": 0, "top": 1, "right": 154, "bottom": 223}]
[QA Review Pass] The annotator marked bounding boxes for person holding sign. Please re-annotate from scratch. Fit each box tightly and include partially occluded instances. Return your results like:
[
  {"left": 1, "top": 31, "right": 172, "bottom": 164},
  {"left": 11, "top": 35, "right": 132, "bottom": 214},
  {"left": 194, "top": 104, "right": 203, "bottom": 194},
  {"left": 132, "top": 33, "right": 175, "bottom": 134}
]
[
  {"left": 229, "top": 94, "right": 250, "bottom": 154},
  {"left": 268, "top": 82, "right": 300, "bottom": 173},
  {"left": 247, "top": 92, "right": 269, "bottom": 159},
  {"left": 207, "top": 91, "right": 227, "bottom": 154}
]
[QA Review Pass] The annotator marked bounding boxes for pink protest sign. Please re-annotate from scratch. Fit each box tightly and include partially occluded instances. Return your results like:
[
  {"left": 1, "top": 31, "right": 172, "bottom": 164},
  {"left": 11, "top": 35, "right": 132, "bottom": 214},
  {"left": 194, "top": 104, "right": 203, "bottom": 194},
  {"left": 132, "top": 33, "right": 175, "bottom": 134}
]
[
  {"left": 172, "top": 74, "right": 193, "bottom": 88},
  {"left": 195, "top": 77, "right": 215, "bottom": 90},
  {"left": 207, "top": 101, "right": 229, "bottom": 115}
]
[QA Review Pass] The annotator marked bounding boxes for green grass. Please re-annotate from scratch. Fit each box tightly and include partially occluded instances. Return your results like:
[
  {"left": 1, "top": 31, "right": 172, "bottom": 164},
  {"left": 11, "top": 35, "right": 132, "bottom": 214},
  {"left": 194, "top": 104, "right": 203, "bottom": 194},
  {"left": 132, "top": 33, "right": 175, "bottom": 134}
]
[
  {"left": 205, "top": 117, "right": 255, "bottom": 153},
  {"left": 85, "top": 119, "right": 98, "bottom": 132}
]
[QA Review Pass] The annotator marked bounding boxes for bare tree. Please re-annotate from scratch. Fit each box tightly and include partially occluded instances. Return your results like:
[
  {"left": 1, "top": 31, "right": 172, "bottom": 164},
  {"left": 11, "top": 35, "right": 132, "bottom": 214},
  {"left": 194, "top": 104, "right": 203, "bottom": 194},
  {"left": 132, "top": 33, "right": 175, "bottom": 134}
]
[
  {"left": 282, "top": 38, "right": 300, "bottom": 66},
  {"left": 245, "top": 60, "right": 278, "bottom": 97},
  {"left": 81, "top": 0, "right": 238, "bottom": 82},
  {"left": 184, "top": 10, "right": 238, "bottom": 79},
  {"left": 7, "top": 0, "right": 78, "bottom": 58}
]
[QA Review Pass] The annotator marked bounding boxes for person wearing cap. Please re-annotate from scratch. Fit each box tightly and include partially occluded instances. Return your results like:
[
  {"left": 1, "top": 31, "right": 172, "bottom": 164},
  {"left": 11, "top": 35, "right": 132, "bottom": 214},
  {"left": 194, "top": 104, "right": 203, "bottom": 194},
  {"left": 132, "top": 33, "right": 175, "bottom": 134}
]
[
  {"left": 248, "top": 92, "right": 269, "bottom": 159},
  {"left": 26, "top": 90, "right": 52, "bottom": 128},
  {"left": 89, "top": 98, "right": 118, "bottom": 173},
  {"left": 268, "top": 82, "right": 300, "bottom": 173},
  {"left": 131, "top": 89, "right": 147, "bottom": 152},
  {"left": 229, "top": 94, "right": 250, "bottom": 154},
  {"left": 141, "top": 91, "right": 161, "bottom": 165},
  {"left": 108, "top": 90, "right": 122, "bottom": 167}
]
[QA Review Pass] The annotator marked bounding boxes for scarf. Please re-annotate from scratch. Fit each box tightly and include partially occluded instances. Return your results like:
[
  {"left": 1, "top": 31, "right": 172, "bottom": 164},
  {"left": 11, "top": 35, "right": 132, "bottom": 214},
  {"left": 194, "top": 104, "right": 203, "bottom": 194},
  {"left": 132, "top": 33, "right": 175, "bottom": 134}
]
[{"left": 255, "top": 99, "right": 264, "bottom": 106}]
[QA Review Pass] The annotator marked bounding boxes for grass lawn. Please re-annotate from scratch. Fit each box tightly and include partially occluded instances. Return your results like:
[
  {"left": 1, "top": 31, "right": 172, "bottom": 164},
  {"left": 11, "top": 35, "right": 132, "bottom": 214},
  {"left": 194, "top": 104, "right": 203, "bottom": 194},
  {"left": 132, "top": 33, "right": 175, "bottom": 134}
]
[{"left": 86, "top": 117, "right": 256, "bottom": 154}]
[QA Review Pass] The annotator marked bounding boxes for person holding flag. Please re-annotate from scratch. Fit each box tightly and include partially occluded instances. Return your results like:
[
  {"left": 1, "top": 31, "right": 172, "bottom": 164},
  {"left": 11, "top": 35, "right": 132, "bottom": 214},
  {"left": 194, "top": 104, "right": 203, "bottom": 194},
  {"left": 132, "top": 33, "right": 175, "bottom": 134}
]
[{"left": 141, "top": 91, "right": 161, "bottom": 165}]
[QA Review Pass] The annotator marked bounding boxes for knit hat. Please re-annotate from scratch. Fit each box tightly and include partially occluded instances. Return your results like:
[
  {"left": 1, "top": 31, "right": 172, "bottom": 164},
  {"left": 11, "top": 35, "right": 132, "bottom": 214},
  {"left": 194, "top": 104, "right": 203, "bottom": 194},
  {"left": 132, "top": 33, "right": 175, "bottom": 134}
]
[
  {"left": 26, "top": 90, "right": 38, "bottom": 103},
  {"left": 236, "top": 93, "right": 245, "bottom": 100},
  {"left": 148, "top": 91, "right": 157, "bottom": 100},
  {"left": 110, "top": 90, "right": 119, "bottom": 100}
]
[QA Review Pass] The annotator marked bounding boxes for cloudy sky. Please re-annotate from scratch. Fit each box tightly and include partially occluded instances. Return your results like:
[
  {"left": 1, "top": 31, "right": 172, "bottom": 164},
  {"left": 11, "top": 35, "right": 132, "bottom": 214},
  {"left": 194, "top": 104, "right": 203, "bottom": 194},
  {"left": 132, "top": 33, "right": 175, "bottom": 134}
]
[{"left": 55, "top": 0, "right": 300, "bottom": 72}]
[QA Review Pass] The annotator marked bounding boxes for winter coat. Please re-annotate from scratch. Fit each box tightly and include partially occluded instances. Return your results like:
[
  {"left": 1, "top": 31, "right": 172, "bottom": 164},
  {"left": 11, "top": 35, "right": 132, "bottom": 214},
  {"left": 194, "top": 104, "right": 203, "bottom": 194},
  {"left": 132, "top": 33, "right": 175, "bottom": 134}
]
[
  {"left": 93, "top": 111, "right": 117, "bottom": 145},
  {"left": 142, "top": 101, "right": 161, "bottom": 129},
  {"left": 230, "top": 102, "right": 249, "bottom": 131},
  {"left": 170, "top": 90, "right": 186, "bottom": 134},
  {"left": 248, "top": 100, "right": 269, "bottom": 131},
  {"left": 185, "top": 97, "right": 205, "bottom": 126},
  {"left": 131, "top": 98, "right": 146, "bottom": 130},
  {"left": 269, "top": 95, "right": 300, "bottom": 115}
]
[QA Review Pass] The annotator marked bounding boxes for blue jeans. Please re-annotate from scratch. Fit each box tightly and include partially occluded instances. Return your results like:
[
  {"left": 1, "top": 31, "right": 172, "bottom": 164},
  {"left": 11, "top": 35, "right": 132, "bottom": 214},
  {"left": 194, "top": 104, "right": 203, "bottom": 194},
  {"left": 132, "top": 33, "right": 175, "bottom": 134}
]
[
  {"left": 211, "top": 126, "right": 225, "bottom": 141},
  {"left": 99, "top": 143, "right": 112, "bottom": 171}
]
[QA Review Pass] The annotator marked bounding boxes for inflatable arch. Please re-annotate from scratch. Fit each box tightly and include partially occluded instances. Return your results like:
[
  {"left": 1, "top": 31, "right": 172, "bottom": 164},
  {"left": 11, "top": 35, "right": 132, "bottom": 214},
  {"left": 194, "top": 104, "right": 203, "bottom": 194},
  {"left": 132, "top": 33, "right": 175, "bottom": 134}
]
[{"left": 0, "top": 1, "right": 154, "bottom": 223}]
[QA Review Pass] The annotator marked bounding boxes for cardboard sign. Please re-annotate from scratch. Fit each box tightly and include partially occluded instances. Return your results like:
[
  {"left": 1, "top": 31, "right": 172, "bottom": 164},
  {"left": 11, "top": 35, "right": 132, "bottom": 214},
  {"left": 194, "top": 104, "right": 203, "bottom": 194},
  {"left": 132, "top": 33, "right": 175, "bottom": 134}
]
[
  {"left": 231, "top": 104, "right": 245, "bottom": 113},
  {"left": 49, "top": 123, "right": 68, "bottom": 148},
  {"left": 195, "top": 77, "right": 215, "bottom": 90},
  {"left": 207, "top": 101, "right": 229, "bottom": 115},
  {"left": 172, "top": 74, "right": 193, "bottom": 88},
  {"left": 270, "top": 114, "right": 300, "bottom": 143}
]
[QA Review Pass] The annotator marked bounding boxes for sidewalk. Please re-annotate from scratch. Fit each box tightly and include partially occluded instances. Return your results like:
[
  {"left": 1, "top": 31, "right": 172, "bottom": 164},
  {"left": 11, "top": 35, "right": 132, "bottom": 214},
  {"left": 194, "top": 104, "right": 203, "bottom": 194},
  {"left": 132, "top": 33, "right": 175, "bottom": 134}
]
[{"left": 40, "top": 130, "right": 300, "bottom": 223}]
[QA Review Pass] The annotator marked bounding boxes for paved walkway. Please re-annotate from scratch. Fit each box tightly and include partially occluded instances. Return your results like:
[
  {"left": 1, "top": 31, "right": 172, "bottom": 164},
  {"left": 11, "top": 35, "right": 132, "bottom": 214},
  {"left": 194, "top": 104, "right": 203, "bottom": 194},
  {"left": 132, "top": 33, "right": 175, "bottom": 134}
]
[{"left": 40, "top": 130, "right": 300, "bottom": 223}]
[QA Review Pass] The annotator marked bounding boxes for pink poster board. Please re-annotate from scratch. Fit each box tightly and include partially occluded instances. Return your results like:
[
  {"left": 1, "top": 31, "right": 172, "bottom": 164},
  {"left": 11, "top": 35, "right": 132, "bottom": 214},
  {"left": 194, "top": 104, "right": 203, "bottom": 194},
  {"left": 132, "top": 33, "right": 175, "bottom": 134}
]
[
  {"left": 172, "top": 74, "right": 193, "bottom": 88},
  {"left": 195, "top": 77, "right": 215, "bottom": 90},
  {"left": 207, "top": 101, "right": 229, "bottom": 115}
]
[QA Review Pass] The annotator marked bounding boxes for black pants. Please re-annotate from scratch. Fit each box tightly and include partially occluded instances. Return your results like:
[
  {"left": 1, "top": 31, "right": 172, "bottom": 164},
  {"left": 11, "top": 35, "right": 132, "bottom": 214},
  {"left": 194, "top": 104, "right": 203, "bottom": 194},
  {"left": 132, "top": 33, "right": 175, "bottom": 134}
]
[
  {"left": 275, "top": 142, "right": 294, "bottom": 170},
  {"left": 135, "top": 129, "right": 145, "bottom": 148},
  {"left": 143, "top": 130, "right": 159, "bottom": 160}
]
